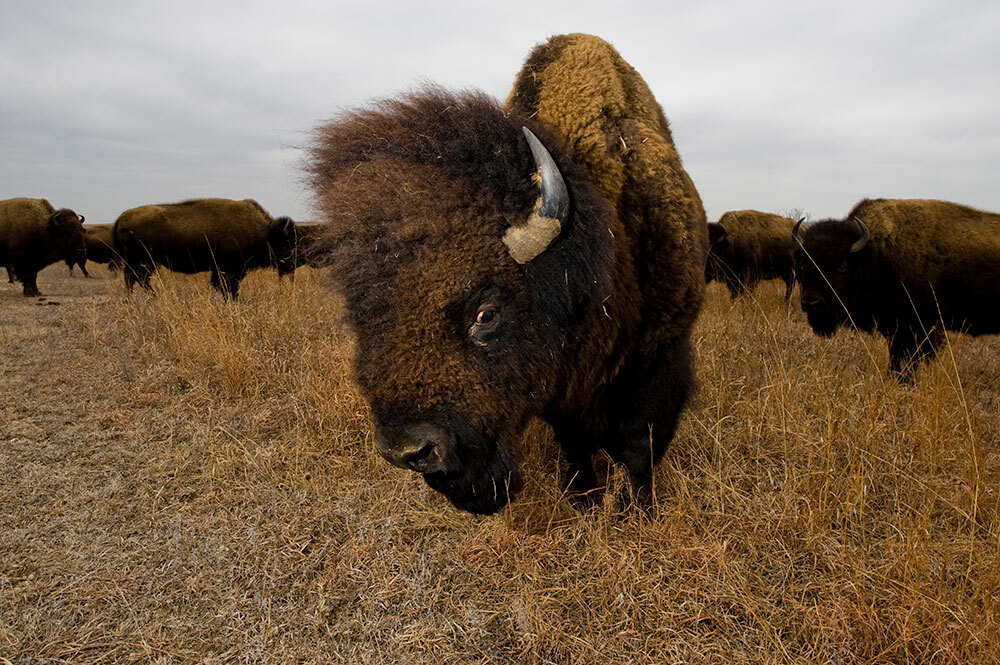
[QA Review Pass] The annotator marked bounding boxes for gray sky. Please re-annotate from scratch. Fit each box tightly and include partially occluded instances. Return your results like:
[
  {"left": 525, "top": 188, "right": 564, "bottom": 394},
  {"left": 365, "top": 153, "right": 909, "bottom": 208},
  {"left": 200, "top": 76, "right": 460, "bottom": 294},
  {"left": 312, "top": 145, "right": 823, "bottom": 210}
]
[{"left": 2, "top": 0, "right": 998, "bottom": 224}]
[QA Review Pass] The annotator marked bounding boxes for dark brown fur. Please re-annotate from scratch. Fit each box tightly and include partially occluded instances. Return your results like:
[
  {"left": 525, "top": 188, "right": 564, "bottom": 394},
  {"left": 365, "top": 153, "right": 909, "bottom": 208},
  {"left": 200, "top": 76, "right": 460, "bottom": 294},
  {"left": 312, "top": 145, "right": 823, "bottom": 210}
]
[
  {"left": 0, "top": 198, "right": 86, "bottom": 296},
  {"left": 113, "top": 198, "right": 296, "bottom": 299},
  {"left": 706, "top": 210, "right": 798, "bottom": 300},
  {"left": 797, "top": 198, "right": 1000, "bottom": 378},
  {"left": 307, "top": 34, "right": 706, "bottom": 514},
  {"left": 66, "top": 224, "right": 120, "bottom": 277}
]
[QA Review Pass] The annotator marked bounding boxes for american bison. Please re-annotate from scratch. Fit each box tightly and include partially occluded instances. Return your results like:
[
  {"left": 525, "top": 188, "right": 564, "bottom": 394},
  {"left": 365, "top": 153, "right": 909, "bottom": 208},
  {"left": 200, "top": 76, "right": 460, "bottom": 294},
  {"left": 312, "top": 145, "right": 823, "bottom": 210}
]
[
  {"left": 795, "top": 198, "right": 1000, "bottom": 378},
  {"left": 307, "top": 34, "right": 707, "bottom": 514},
  {"left": 0, "top": 198, "right": 86, "bottom": 296},
  {"left": 114, "top": 198, "right": 296, "bottom": 298},
  {"left": 66, "top": 224, "right": 120, "bottom": 277},
  {"left": 706, "top": 210, "right": 800, "bottom": 301}
]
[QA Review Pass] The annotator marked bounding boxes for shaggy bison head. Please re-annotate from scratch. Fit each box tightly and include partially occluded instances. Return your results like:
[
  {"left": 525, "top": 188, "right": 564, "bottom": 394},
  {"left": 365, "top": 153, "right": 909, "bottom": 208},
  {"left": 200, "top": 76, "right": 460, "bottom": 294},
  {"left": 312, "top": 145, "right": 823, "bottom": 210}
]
[
  {"left": 308, "top": 89, "right": 614, "bottom": 514},
  {"left": 49, "top": 208, "right": 87, "bottom": 264},
  {"left": 269, "top": 216, "right": 298, "bottom": 277},
  {"left": 704, "top": 221, "right": 731, "bottom": 284},
  {"left": 794, "top": 217, "right": 872, "bottom": 337}
]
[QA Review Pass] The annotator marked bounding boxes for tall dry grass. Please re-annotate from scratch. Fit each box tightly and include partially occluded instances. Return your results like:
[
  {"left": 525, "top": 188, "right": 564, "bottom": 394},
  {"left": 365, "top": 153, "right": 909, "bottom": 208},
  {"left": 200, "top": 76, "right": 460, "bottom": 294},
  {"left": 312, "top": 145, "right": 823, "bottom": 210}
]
[{"left": 4, "top": 267, "right": 998, "bottom": 663}]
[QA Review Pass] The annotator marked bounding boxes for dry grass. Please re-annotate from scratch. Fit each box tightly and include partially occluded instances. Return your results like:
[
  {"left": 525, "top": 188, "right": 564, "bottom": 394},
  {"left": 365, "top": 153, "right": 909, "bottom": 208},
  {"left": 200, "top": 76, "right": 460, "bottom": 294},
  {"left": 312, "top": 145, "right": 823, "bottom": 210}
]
[{"left": 1, "top": 265, "right": 998, "bottom": 664}]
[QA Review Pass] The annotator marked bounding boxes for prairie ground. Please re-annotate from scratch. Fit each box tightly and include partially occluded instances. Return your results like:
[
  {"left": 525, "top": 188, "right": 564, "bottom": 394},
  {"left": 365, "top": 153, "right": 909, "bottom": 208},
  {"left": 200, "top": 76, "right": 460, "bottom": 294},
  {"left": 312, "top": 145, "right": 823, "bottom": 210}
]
[{"left": 1, "top": 264, "right": 998, "bottom": 664}]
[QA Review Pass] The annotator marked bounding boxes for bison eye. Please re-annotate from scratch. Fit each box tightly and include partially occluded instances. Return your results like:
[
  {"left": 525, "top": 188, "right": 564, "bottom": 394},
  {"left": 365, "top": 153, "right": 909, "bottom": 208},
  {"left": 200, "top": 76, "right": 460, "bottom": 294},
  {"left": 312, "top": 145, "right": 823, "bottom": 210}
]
[
  {"left": 469, "top": 303, "right": 500, "bottom": 346},
  {"left": 836, "top": 260, "right": 849, "bottom": 274}
]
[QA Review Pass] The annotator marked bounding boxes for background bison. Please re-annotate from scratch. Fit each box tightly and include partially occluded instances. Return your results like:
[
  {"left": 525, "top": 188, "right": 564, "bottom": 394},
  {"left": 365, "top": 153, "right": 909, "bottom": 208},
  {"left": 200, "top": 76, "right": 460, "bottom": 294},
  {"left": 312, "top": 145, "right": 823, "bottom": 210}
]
[
  {"left": 0, "top": 197, "right": 86, "bottom": 296},
  {"left": 307, "top": 33, "right": 707, "bottom": 514},
  {"left": 795, "top": 197, "right": 1000, "bottom": 377},
  {"left": 114, "top": 198, "right": 296, "bottom": 298},
  {"left": 706, "top": 210, "right": 799, "bottom": 301},
  {"left": 66, "top": 224, "right": 120, "bottom": 277}
]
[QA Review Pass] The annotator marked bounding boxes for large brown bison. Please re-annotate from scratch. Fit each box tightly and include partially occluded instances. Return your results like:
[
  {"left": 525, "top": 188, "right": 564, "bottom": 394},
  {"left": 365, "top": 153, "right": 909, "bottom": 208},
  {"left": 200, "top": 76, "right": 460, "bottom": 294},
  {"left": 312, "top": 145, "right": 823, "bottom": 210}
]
[
  {"left": 66, "top": 224, "right": 120, "bottom": 277},
  {"left": 795, "top": 198, "right": 1000, "bottom": 378},
  {"left": 114, "top": 198, "right": 296, "bottom": 298},
  {"left": 0, "top": 198, "right": 86, "bottom": 296},
  {"left": 307, "top": 34, "right": 707, "bottom": 514},
  {"left": 706, "top": 210, "right": 799, "bottom": 301}
]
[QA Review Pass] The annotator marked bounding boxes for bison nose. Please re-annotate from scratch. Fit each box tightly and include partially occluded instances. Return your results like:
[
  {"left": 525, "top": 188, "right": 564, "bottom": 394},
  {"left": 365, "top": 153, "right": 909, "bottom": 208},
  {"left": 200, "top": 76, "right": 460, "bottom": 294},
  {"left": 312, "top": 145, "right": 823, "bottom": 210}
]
[
  {"left": 375, "top": 423, "right": 453, "bottom": 474},
  {"left": 801, "top": 295, "right": 824, "bottom": 312}
]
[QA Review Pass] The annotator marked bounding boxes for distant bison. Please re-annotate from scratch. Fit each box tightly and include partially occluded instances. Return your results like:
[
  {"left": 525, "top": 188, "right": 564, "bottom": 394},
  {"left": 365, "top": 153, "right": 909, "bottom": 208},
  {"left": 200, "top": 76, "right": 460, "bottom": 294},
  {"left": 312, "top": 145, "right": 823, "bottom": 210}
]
[
  {"left": 114, "top": 198, "right": 296, "bottom": 298},
  {"left": 0, "top": 198, "right": 86, "bottom": 296},
  {"left": 795, "top": 198, "right": 1000, "bottom": 377},
  {"left": 307, "top": 34, "right": 707, "bottom": 514},
  {"left": 66, "top": 224, "right": 120, "bottom": 277},
  {"left": 290, "top": 222, "right": 328, "bottom": 270},
  {"left": 706, "top": 210, "right": 799, "bottom": 301}
]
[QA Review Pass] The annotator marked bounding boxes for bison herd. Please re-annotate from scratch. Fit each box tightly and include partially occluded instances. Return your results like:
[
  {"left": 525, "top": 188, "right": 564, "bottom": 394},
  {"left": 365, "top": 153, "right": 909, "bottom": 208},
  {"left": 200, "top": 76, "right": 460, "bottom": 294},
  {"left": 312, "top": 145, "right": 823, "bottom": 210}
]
[{"left": 2, "top": 33, "right": 997, "bottom": 515}]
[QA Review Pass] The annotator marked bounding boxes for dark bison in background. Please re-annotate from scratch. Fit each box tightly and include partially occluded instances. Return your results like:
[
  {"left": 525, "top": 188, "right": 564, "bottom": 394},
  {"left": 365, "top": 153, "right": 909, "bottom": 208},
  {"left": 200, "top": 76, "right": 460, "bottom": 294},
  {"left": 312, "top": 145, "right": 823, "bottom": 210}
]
[
  {"left": 114, "top": 198, "right": 296, "bottom": 298},
  {"left": 795, "top": 198, "right": 1000, "bottom": 378},
  {"left": 0, "top": 197, "right": 86, "bottom": 296},
  {"left": 307, "top": 33, "right": 708, "bottom": 514},
  {"left": 66, "top": 224, "right": 120, "bottom": 277},
  {"left": 706, "top": 210, "right": 800, "bottom": 301},
  {"left": 290, "top": 222, "right": 328, "bottom": 270}
]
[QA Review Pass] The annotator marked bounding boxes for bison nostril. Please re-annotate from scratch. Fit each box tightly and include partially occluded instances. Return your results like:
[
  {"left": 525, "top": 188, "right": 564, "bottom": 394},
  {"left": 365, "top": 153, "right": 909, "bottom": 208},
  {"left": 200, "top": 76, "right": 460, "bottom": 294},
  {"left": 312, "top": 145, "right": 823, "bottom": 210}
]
[{"left": 403, "top": 442, "right": 435, "bottom": 467}]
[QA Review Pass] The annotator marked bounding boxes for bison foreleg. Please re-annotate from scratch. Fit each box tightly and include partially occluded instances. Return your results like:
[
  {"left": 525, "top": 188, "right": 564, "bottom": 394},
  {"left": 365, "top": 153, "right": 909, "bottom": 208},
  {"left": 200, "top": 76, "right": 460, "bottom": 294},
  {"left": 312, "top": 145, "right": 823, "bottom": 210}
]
[
  {"left": 211, "top": 269, "right": 245, "bottom": 300},
  {"left": 20, "top": 270, "right": 41, "bottom": 297},
  {"left": 549, "top": 417, "right": 604, "bottom": 509},
  {"left": 608, "top": 337, "right": 695, "bottom": 511},
  {"left": 888, "top": 326, "right": 941, "bottom": 381}
]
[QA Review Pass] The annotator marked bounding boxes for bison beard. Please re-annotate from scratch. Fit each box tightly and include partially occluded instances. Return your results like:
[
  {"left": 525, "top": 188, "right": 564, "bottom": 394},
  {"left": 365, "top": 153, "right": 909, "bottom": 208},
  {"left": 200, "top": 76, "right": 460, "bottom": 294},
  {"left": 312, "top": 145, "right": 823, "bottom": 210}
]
[{"left": 420, "top": 421, "right": 523, "bottom": 515}]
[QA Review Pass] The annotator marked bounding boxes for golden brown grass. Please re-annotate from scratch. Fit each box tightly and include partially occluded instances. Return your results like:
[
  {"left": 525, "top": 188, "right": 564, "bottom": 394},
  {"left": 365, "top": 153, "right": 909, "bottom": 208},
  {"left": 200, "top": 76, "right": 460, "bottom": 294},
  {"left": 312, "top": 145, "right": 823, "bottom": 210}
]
[{"left": 1, "top": 266, "right": 998, "bottom": 664}]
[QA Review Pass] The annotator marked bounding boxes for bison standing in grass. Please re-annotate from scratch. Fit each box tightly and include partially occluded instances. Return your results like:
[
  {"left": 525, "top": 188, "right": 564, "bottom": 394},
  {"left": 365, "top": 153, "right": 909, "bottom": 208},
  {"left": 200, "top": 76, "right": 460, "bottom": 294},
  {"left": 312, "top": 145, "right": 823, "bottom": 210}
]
[
  {"left": 795, "top": 198, "right": 1000, "bottom": 378},
  {"left": 114, "top": 198, "right": 296, "bottom": 299},
  {"left": 706, "top": 210, "right": 799, "bottom": 301},
  {"left": 66, "top": 224, "right": 120, "bottom": 277},
  {"left": 0, "top": 198, "right": 86, "bottom": 296},
  {"left": 307, "top": 33, "right": 707, "bottom": 514}
]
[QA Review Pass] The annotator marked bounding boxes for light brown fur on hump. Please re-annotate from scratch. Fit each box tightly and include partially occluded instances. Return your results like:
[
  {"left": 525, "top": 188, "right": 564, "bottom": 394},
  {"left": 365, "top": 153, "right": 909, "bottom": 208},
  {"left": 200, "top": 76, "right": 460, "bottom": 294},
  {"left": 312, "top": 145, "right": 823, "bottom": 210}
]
[
  {"left": 717, "top": 209, "right": 797, "bottom": 258},
  {"left": 850, "top": 198, "right": 1000, "bottom": 281},
  {"left": 506, "top": 33, "right": 707, "bottom": 340}
]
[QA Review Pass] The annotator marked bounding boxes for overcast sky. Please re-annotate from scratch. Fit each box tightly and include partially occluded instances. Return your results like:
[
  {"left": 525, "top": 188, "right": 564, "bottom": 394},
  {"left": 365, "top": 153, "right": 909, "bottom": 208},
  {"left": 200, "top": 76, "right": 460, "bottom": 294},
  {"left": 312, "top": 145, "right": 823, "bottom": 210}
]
[{"left": 1, "top": 0, "right": 998, "bottom": 224}]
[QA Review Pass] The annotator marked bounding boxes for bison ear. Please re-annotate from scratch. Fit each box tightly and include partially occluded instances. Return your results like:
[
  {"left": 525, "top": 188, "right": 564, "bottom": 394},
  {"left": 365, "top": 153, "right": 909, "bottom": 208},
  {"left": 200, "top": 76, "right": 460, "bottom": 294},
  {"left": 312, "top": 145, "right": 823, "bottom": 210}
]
[{"left": 503, "top": 127, "right": 569, "bottom": 264}]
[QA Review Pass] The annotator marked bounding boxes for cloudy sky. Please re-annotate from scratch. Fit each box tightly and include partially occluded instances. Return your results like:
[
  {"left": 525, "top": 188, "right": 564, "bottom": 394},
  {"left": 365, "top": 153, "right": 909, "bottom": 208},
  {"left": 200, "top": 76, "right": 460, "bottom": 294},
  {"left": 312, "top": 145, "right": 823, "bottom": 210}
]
[{"left": 1, "top": 0, "right": 998, "bottom": 224}]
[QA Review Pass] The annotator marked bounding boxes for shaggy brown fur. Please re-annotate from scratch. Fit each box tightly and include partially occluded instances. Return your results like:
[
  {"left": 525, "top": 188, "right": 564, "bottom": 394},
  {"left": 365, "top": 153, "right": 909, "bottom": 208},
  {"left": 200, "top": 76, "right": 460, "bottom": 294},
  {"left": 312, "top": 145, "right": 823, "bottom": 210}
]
[
  {"left": 0, "top": 198, "right": 86, "bottom": 296},
  {"left": 307, "top": 34, "right": 706, "bottom": 514},
  {"left": 66, "top": 224, "right": 120, "bottom": 277},
  {"left": 113, "top": 198, "right": 296, "bottom": 299},
  {"left": 706, "top": 210, "right": 798, "bottom": 300},
  {"left": 797, "top": 198, "right": 1000, "bottom": 377}
]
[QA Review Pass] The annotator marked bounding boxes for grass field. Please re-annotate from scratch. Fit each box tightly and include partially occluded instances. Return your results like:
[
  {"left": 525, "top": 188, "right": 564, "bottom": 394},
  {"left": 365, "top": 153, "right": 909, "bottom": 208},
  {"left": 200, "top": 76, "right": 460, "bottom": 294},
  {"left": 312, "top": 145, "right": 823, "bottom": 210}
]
[{"left": 1, "top": 264, "right": 998, "bottom": 664}]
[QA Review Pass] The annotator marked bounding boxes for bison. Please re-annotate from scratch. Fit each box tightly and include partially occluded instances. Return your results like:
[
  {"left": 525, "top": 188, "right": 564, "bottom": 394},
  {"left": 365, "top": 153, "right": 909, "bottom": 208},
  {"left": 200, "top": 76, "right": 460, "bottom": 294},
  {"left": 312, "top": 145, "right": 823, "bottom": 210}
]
[
  {"left": 307, "top": 33, "right": 707, "bottom": 514},
  {"left": 706, "top": 210, "right": 800, "bottom": 301},
  {"left": 794, "top": 198, "right": 1000, "bottom": 378},
  {"left": 0, "top": 198, "right": 86, "bottom": 296},
  {"left": 114, "top": 198, "right": 296, "bottom": 298},
  {"left": 66, "top": 224, "right": 120, "bottom": 277}
]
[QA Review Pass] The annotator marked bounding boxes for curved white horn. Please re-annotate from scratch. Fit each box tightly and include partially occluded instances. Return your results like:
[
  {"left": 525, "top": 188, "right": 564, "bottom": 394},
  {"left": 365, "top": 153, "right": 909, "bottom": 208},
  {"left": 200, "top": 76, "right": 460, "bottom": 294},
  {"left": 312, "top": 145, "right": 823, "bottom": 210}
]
[{"left": 502, "top": 127, "right": 569, "bottom": 264}]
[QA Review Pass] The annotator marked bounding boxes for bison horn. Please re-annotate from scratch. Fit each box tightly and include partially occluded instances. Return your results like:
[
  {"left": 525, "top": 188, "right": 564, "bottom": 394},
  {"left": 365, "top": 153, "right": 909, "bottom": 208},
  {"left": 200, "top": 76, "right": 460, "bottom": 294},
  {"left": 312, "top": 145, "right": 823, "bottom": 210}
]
[
  {"left": 503, "top": 127, "right": 569, "bottom": 264},
  {"left": 792, "top": 217, "right": 805, "bottom": 246},
  {"left": 849, "top": 217, "right": 870, "bottom": 253},
  {"left": 78, "top": 214, "right": 85, "bottom": 223}
]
